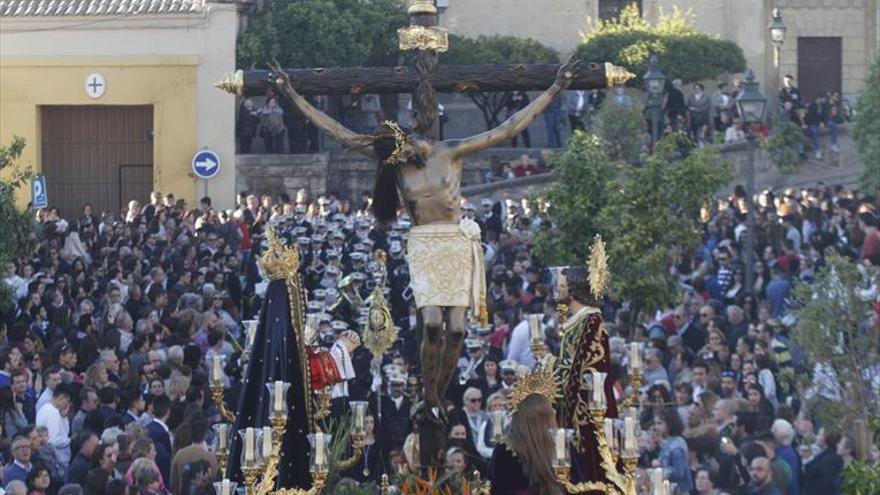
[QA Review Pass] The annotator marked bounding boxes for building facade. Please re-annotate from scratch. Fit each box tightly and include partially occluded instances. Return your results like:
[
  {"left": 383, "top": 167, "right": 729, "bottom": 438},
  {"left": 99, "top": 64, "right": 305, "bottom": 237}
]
[
  {"left": 0, "top": 0, "right": 239, "bottom": 215},
  {"left": 442, "top": 0, "right": 879, "bottom": 98}
]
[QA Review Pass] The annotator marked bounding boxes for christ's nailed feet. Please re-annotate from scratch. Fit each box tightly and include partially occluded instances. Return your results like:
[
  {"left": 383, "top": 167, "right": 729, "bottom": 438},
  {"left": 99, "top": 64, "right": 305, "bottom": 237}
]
[{"left": 411, "top": 400, "right": 447, "bottom": 426}]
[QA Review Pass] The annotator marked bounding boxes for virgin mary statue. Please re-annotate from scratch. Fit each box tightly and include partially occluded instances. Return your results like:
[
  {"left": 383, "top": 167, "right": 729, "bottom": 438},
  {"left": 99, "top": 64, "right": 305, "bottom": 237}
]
[{"left": 225, "top": 227, "right": 315, "bottom": 489}]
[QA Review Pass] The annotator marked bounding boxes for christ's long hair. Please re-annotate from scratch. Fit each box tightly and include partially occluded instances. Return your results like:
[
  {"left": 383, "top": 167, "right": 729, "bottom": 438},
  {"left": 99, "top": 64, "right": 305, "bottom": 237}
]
[
  {"left": 370, "top": 122, "right": 423, "bottom": 228},
  {"left": 507, "top": 394, "right": 562, "bottom": 495}
]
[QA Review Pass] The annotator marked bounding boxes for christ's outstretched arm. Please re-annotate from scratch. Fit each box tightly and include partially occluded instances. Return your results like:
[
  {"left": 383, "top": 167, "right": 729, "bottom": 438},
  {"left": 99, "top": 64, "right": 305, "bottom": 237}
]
[
  {"left": 448, "top": 58, "right": 580, "bottom": 159},
  {"left": 271, "top": 69, "right": 377, "bottom": 158}
]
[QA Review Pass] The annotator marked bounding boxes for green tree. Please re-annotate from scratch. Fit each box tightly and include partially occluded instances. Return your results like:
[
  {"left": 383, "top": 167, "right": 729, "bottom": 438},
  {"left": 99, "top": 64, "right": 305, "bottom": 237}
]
[
  {"left": 0, "top": 137, "right": 35, "bottom": 313},
  {"left": 443, "top": 34, "right": 558, "bottom": 130},
  {"left": 531, "top": 132, "right": 617, "bottom": 265},
  {"left": 597, "top": 138, "right": 730, "bottom": 318},
  {"left": 761, "top": 121, "right": 805, "bottom": 175},
  {"left": 791, "top": 255, "right": 879, "bottom": 436},
  {"left": 237, "top": 0, "right": 407, "bottom": 69},
  {"left": 853, "top": 56, "right": 880, "bottom": 192},
  {"left": 576, "top": 4, "right": 746, "bottom": 85},
  {"left": 594, "top": 98, "right": 645, "bottom": 162},
  {"left": 533, "top": 133, "right": 729, "bottom": 320}
]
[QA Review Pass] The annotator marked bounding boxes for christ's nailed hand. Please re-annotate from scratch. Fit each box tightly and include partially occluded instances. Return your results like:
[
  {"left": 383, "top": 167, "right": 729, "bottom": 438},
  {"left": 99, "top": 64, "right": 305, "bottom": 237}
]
[{"left": 556, "top": 56, "right": 581, "bottom": 88}]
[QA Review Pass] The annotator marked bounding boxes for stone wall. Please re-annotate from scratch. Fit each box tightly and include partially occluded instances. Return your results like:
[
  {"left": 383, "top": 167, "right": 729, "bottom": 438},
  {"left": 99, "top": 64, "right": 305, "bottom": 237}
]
[
  {"left": 236, "top": 129, "right": 859, "bottom": 203},
  {"left": 235, "top": 148, "right": 549, "bottom": 199}
]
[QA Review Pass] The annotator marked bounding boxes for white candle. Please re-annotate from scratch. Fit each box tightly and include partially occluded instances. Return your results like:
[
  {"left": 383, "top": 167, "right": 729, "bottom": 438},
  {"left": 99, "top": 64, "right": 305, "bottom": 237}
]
[
  {"left": 220, "top": 479, "right": 232, "bottom": 495},
  {"left": 246, "top": 320, "right": 257, "bottom": 349},
  {"left": 604, "top": 418, "right": 614, "bottom": 449},
  {"left": 261, "top": 426, "right": 273, "bottom": 459},
  {"left": 650, "top": 468, "right": 664, "bottom": 495},
  {"left": 274, "top": 381, "right": 284, "bottom": 414},
  {"left": 314, "top": 433, "right": 326, "bottom": 467},
  {"left": 630, "top": 342, "right": 641, "bottom": 372},
  {"left": 529, "top": 314, "right": 541, "bottom": 341},
  {"left": 492, "top": 411, "right": 504, "bottom": 439},
  {"left": 591, "top": 371, "right": 606, "bottom": 407},
  {"left": 244, "top": 428, "right": 255, "bottom": 463},
  {"left": 554, "top": 429, "right": 566, "bottom": 461},
  {"left": 212, "top": 354, "right": 222, "bottom": 385},
  {"left": 624, "top": 415, "right": 636, "bottom": 451},
  {"left": 353, "top": 402, "right": 365, "bottom": 431},
  {"left": 217, "top": 424, "right": 228, "bottom": 452},
  {"left": 663, "top": 480, "right": 670, "bottom": 495}
]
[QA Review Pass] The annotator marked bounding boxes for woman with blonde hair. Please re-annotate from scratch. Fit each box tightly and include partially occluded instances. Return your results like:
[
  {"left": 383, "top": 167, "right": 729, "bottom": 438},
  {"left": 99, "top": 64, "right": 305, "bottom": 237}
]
[
  {"left": 84, "top": 362, "right": 109, "bottom": 390},
  {"left": 488, "top": 394, "right": 561, "bottom": 495}
]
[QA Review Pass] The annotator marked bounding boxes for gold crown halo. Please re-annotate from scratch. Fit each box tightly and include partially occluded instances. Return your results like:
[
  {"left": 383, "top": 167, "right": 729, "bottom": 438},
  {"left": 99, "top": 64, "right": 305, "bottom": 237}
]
[
  {"left": 507, "top": 365, "right": 560, "bottom": 414},
  {"left": 587, "top": 234, "right": 609, "bottom": 299},
  {"left": 258, "top": 227, "right": 301, "bottom": 281},
  {"left": 375, "top": 120, "right": 407, "bottom": 165}
]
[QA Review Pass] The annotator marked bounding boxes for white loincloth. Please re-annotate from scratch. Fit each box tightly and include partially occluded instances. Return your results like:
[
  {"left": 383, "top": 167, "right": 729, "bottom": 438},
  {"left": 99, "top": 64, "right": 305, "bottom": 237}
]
[{"left": 406, "top": 219, "right": 486, "bottom": 313}]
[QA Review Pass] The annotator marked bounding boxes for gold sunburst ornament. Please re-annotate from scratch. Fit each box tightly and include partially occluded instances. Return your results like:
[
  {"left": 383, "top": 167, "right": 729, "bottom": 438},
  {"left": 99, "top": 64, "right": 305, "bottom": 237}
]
[
  {"left": 375, "top": 120, "right": 407, "bottom": 165},
  {"left": 258, "top": 227, "right": 301, "bottom": 281},
  {"left": 587, "top": 234, "right": 609, "bottom": 299},
  {"left": 507, "top": 366, "right": 560, "bottom": 414}
]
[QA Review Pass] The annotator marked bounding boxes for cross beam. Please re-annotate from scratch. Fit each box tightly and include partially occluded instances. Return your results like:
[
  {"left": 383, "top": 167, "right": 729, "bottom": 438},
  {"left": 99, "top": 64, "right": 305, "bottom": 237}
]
[{"left": 216, "top": 62, "right": 633, "bottom": 98}]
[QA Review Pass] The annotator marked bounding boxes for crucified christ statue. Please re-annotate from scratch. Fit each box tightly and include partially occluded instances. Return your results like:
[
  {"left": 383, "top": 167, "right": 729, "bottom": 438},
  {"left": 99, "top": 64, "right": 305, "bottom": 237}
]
[{"left": 271, "top": 57, "right": 579, "bottom": 463}]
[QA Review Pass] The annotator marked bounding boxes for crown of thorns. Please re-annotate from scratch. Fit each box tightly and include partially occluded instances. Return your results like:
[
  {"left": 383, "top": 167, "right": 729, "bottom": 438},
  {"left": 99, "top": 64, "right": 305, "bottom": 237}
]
[{"left": 374, "top": 121, "right": 407, "bottom": 165}]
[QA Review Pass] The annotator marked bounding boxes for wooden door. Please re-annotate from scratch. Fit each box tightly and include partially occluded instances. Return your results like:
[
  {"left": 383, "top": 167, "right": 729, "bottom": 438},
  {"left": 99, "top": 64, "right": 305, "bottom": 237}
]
[
  {"left": 41, "top": 105, "right": 153, "bottom": 219},
  {"left": 797, "top": 37, "right": 842, "bottom": 102}
]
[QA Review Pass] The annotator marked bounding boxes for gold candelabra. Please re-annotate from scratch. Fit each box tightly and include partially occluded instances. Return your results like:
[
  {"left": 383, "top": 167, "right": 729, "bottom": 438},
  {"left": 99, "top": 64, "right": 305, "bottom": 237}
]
[
  {"left": 216, "top": 451, "right": 229, "bottom": 477},
  {"left": 619, "top": 370, "right": 644, "bottom": 410},
  {"left": 212, "top": 379, "right": 341, "bottom": 495},
  {"left": 211, "top": 383, "right": 237, "bottom": 423},
  {"left": 313, "top": 387, "right": 332, "bottom": 421},
  {"left": 334, "top": 432, "right": 365, "bottom": 470},
  {"left": 551, "top": 377, "right": 643, "bottom": 494},
  {"left": 470, "top": 470, "right": 492, "bottom": 495}
]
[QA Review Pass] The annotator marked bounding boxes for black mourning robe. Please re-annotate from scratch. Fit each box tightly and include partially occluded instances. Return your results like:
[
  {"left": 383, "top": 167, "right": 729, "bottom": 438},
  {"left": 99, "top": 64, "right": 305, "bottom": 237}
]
[
  {"left": 226, "top": 279, "right": 313, "bottom": 489},
  {"left": 488, "top": 444, "right": 537, "bottom": 495}
]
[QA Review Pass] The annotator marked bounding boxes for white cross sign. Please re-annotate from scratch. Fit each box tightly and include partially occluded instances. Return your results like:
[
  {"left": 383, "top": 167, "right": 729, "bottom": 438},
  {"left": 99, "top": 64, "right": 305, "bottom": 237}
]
[{"left": 85, "top": 73, "right": 106, "bottom": 99}]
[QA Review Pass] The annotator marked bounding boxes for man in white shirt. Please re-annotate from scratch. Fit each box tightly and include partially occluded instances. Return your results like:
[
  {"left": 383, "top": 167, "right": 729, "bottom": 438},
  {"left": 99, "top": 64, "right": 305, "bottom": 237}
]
[
  {"left": 3, "top": 262, "right": 28, "bottom": 302},
  {"left": 35, "top": 367, "right": 62, "bottom": 413},
  {"left": 35, "top": 383, "right": 72, "bottom": 468},
  {"left": 506, "top": 317, "right": 537, "bottom": 367}
]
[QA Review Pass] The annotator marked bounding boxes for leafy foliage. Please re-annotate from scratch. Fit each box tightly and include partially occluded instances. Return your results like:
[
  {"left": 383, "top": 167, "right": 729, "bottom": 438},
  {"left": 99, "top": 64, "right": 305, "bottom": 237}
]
[
  {"left": 442, "top": 34, "right": 558, "bottom": 130},
  {"left": 853, "top": 56, "right": 880, "bottom": 193},
  {"left": 576, "top": 4, "right": 746, "bottom": 85},
  {"left": 594, "top": 98, "right": 645, "bottom": 162},
  {"left": 842, "top": 461, "right": 880, "bottom": 495},
  {"left": 791, "top": 255, "right": 879, "bottom": 432},
  {"left": 597, "top": 138, "right": 730, "bottom": 315},
  {"left": 0, "top": 137, "right": 35, "bottom": 313},
  {"left": 237, "top": 0, "right": 407, "bottom": 69},
  {"left": 533, "top": 133, "right": 729, "bottom": 317},
  {"left": 531, "top": 132, "right": 617, "bottom": 266},
  {"left": 443, "top": 34, "right": 559, "bottom": 66},
  {"left": 761, "top": 121, "right": 805, "bottom": 175}
]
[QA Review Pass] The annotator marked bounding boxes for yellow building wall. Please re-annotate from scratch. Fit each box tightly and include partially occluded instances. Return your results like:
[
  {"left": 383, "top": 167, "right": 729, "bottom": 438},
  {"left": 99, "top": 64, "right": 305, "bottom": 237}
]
[{"left": 0, "top": 56, "right": 199, "bottom": 209}]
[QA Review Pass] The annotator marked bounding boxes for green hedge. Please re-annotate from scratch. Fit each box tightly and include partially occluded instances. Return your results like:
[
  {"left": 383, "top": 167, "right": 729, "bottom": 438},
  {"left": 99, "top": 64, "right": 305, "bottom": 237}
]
[{"left": 575, "top": 4, "right": 746, "bottom": 85}]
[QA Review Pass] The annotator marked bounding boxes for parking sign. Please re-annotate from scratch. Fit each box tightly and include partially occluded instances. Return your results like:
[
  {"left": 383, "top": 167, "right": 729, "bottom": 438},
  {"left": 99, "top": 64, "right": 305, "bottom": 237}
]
[{"left": 32, "top": 175, "right": 48, "bottom": 209}]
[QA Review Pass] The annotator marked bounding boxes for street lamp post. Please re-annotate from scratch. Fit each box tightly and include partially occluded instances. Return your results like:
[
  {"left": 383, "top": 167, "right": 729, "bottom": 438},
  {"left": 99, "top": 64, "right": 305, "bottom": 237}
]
[
  {"left": 768, "top": 8, "right": 787, "bottom": 111},
  {"left": 643, "top": 55, "right": 667, "bottom": 145},
  {"left": 736, "top": 69, "right": 768, "bottom": 294}
]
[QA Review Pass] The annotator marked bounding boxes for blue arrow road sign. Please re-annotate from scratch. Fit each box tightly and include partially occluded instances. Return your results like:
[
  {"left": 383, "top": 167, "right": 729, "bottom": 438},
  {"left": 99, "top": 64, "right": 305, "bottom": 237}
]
[
  {"left": 32, "top": 175, "right": 48, "bottom": 208},
  {"left": 192, "top": 150, "right": 220, "bottom": 179}
]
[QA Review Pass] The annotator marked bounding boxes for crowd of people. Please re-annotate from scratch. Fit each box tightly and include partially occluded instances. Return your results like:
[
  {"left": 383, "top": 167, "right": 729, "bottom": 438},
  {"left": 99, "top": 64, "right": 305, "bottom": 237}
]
[{"left": 1, "top": 177, "right": 878, "bottom": 495}]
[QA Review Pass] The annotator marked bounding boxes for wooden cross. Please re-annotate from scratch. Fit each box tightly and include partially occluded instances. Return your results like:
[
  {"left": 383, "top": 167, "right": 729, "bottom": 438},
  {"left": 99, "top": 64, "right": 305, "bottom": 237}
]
[{"left": 216, "top": 1, "right": 633, "bottom": 140}]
